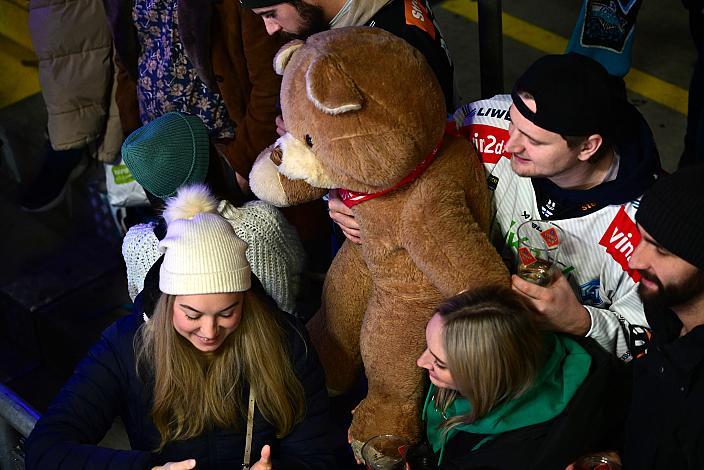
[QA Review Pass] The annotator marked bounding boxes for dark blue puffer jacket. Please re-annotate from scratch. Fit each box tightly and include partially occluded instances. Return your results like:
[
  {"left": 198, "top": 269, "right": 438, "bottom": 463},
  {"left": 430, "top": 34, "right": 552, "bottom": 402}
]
[{"left": 25, "top": 312, "right": 334, "bottom": 469}]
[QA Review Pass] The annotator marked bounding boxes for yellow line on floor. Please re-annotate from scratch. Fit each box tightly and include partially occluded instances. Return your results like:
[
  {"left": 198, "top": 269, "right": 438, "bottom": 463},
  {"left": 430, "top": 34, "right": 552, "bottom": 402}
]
[
  {"left": 441, "top": 0, "right": 689, "bottom": 115},
  {"left": 0, "top": 35, "right": 39, "bottom": 109}
]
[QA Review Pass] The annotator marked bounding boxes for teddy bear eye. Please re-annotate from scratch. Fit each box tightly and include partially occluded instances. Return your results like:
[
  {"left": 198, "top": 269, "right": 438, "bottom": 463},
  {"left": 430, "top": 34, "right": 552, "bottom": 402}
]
[{"left": 305, "top": 134, "right": 313, "bottom": 147}]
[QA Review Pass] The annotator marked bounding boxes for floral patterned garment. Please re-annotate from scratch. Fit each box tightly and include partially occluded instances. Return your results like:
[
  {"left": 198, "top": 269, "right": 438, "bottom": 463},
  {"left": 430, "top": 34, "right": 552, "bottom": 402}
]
[{"left": 133, "top": 0, "right": 235, "bottom": 138}]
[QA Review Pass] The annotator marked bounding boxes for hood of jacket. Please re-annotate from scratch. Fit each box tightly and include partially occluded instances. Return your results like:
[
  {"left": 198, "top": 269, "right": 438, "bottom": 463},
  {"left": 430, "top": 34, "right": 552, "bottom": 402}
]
[
  {"left": 329, "top": 0, "right": 392, "bottom": 28},
  {"left": 532, "top": 102, "right": 661, "bottom": 207},
  {"left": 423, "top": 334, "right": 592, "bottom": 465}
]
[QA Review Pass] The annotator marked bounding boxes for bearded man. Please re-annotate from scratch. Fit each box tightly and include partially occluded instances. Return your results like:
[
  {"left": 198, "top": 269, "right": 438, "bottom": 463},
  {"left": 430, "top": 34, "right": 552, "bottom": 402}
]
[
  {"left": 623, "top": 164, "right": 704, "bottom": 469},
  {"left": 241, "top": 0, "right": 454, "bottom": 112}
]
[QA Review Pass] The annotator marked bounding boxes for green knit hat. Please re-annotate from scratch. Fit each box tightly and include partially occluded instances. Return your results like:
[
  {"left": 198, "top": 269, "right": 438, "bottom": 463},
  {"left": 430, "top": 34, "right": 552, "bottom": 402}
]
[{"left": 121, "top": 112, "right": 210, "bottom": 199}]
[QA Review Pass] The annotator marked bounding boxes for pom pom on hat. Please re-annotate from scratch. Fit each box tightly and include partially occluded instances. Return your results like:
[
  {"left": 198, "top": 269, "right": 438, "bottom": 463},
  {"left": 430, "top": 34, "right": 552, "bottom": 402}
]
[
  {"left": 163, "top": 183, "right": 219, "bottom": 224},
  {"left": 159, "top": 184, "right": 251, "bottom": 296}
]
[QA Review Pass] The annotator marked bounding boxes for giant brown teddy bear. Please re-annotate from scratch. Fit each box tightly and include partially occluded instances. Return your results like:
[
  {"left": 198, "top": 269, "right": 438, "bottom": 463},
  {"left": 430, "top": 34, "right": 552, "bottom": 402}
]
[{"left": 249, "top": 27, "right": 509, "bottom": 448}]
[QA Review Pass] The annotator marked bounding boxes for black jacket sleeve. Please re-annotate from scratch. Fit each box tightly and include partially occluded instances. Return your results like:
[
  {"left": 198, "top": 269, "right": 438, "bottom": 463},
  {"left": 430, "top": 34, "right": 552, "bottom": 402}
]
[
  {"left": 25, "top": 316, "right": 154, "bottom": 470},
  {"left": 367, "top": 0, "right": 455, "bottom": 111},
  {"left": 272, "top": 316, "right": 334, "bottom": 469}
]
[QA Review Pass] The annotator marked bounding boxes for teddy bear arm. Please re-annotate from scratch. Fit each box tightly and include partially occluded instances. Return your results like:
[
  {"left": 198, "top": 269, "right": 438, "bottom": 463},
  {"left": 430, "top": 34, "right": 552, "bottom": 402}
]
[{"left": 401, "top": 182, "right": 510, "bottom": 296}]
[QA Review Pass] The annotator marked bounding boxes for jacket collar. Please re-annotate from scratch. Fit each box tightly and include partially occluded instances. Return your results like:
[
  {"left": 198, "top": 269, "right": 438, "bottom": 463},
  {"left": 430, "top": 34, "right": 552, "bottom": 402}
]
[{"left": 423, "top": 334, "right": 592, "bottom": 464}]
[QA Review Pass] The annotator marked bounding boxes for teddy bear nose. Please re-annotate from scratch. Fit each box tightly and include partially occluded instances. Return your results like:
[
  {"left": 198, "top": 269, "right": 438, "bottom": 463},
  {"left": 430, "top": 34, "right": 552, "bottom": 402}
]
[{"left": 270, "top": 145, "right": 283, "bottom": 166}]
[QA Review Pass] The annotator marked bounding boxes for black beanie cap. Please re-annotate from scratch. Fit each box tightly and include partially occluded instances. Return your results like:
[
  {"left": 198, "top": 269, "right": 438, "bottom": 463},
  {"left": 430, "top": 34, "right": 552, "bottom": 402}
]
[
  {"left": 511, "top": 53, "right": 623, "bottom": 138},
  {"left": 636, "top": 164, "right": 704, "bottom": 270}
]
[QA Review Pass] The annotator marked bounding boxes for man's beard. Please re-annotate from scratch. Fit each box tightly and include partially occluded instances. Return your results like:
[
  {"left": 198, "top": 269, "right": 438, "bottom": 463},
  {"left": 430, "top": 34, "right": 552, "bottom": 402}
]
[
  {"left": 283, "top": 1, "right": 328, "bottom": 40},
  {"left": 638, "top": 269, "right": 704, "bottom": 309}
]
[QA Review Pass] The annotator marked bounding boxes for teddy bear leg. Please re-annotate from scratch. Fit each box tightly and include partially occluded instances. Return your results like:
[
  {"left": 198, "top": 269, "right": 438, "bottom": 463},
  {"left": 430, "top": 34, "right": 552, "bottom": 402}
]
[
  {"left": 350, "top": 297, "right": 431, "bottom": 445},
  {"left": 307, "top": 241, "right": 372, "bottom": 394}
]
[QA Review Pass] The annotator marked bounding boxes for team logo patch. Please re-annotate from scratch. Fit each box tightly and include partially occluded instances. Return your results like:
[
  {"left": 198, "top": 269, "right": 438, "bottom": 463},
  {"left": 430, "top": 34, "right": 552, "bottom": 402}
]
[
  {"left": 518, "top": 247, "right": 537, "bottom": 266},
  {"left": 579, "top": 279, "right": 603, "bottom": 305},
  {"left": 540, "top": 199, "right": 556, "bottom": 218},
  {"left": 581, "top": 0, "right": 641, "bottom": 53},
  {"left": 540, "top": 227, "right": 560, "bottom": 247},
  {"left": 464, "top": 107, "right": 477, "bottom": 119},
  {"left": 598, "top": 206, "right": 641, "bottom": 282}
]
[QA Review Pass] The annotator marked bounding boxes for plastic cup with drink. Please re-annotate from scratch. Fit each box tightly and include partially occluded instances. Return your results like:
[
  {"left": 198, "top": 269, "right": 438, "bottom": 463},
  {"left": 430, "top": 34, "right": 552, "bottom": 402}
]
[
  {"left": 573, "top": 454, "right": 622, "bottom": 470},
  {"left": 516, "top": 220, "right": 564, "bottom": 286},
  {"left": 361, "top": 434, "right": 410, "bottom": 470}
]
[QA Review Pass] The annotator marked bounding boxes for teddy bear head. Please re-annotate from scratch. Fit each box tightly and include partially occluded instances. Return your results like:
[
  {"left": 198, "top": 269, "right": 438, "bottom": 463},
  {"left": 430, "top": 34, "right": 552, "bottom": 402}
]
[{"left": 250, "top": 27, "right": 447, "bottom": 205}]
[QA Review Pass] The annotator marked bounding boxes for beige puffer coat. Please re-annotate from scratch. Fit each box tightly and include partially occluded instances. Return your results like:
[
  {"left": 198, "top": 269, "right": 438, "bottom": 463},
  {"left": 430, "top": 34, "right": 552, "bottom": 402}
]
[{"left": 28, "top": 0, "right": 122, "bottom": 162}]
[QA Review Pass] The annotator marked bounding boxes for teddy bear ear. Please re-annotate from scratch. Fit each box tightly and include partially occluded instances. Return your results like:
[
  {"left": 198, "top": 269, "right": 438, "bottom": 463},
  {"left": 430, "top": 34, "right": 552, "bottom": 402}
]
[
  {"left": 305, "top": 56, "right": 363, "bottom": 115},
  {"left": 274, "top": 40, "right": 305, "bottom": 75}
]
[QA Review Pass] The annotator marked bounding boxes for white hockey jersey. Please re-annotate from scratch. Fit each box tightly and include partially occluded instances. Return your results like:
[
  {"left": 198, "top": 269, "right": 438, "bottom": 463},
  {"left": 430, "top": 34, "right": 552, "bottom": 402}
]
[{"left": 454, "top": 95, "right": 653, "bottom": 361}]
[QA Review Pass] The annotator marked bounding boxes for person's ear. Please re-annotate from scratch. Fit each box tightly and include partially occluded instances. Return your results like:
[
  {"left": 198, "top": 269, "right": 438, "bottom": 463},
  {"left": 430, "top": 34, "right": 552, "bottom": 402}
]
[{"left": 577, "top": 134, "right": 604, "bottom": 162}]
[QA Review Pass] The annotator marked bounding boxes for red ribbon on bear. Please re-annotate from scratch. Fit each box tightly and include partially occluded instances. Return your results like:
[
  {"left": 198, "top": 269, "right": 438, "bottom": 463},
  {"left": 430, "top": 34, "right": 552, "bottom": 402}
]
[{"left": 338, "top": 136, "right": 445, "bottom": 208}]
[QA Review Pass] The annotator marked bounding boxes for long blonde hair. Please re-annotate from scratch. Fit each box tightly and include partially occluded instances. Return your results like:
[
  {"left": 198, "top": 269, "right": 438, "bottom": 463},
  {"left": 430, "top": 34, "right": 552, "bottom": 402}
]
[
  {"left": 433, "top": 287, "right": 544, "bottom": 431},
  {"left": 134, "top": 291, "right": 305, "bottom": 450}
]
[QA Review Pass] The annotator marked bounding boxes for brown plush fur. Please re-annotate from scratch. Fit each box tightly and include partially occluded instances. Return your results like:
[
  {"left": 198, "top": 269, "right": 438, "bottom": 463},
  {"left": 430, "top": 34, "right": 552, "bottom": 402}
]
[{"left": 249, "top": 27, "right": 509, "bottom": 445}]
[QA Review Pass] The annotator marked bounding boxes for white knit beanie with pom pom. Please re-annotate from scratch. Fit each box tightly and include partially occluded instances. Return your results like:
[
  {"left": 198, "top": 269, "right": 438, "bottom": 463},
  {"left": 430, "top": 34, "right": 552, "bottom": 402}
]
[{"left": 159, "top": 184, "right": 251, "bottom": 295}]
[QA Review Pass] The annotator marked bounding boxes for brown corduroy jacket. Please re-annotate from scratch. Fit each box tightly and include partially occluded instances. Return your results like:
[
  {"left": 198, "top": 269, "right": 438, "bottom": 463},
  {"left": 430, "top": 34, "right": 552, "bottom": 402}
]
[{"left": 102, "top": 0, "right": 282, "bottom": 178}]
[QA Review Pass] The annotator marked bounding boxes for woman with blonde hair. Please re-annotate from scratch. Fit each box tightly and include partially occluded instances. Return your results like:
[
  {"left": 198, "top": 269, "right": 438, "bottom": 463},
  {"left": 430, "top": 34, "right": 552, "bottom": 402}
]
[
  {"left": 26, "top": 184, "right": 333, "bottom": 469},
  {"left": 416, "top": 286, "right": 629, "bottom": 469}
]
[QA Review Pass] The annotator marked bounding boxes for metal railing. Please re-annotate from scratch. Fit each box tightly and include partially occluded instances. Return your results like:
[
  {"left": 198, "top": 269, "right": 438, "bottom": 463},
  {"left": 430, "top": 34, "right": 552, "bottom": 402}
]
[{"left": 0, "top": 383, "right": 40, "bottom": 469}]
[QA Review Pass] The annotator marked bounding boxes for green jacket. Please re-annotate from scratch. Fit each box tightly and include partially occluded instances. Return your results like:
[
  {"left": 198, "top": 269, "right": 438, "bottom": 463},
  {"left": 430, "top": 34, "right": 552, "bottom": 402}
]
[{"left": 424, "top": 333, "right": 592, "bottom": 465}]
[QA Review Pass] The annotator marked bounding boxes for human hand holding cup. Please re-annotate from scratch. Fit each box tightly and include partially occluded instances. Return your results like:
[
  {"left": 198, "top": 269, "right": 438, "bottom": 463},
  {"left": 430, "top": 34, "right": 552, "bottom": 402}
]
[
  {"left": 569, "top": 453, "right": 622, "bottom": 470},
  {"left": 516, "top": 220, "right": 564, "bottom": 286},
  {"left": 361, "top": 434, "right": 410, "bottom": 470}
]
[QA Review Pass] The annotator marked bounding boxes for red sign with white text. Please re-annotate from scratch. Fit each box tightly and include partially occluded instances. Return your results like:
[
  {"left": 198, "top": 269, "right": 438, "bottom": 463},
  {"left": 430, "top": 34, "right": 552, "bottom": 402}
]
[
  {"left": 457, "top": 124, "right": 510, "bottom": 164},
  {"left": 598, "top": 206, "right": 642, "bottom": 282},
  {"left": 518, "top": 247, "right": 537, "bottom": 266},
  {"left": 540, "top": 227, "right": 560, "bottom": 247},
  {"left": 404, "top": 0, "right": 436, "bottom": 39}
]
